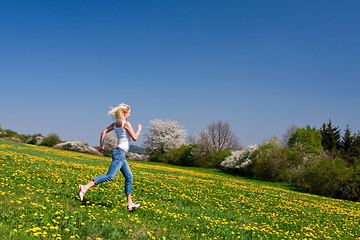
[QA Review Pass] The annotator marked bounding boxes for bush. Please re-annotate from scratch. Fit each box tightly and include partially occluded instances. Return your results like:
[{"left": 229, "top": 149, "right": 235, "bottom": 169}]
[
  {"left": 344, "top": 159, "right": 360, "bottom": 201},
  {"left": 192, "top": 146, "right": 231, "bottom": 168},
  {"left": 167, "top": 144, "right": 195, "bottom": 166},
  {"left": 0, "top": 128, "right": 31, "bottom": 143},
  {"left": 127, "top": 153, "right": 149, "bottom": 162},
  {"left": 209, "top": 150, "right": 232, "bottom": 168},
  {"left": 40, "top": 133, "right": 62, "bottom": 147},
  {"left": 148, "top": 148, "right": 167, "bottom": 163},
  {"left": 148, "top": 143, "right": 230, "bottom": 169},
  {"left": 26, "top": 134, "right": 43, "bottom": 145},
  {"left": 296, "top": 157, "right": 351, "bottom": 199},
  {"left": 251, "top": 138, "right": 290, "bottom": 181},
  {"left": 53, "top": 141, "right": 101, "bottom": 155},
  {"left": 220, "top": 145, "right": 258, "bottom": 174},
  {"left": 149, "top": 144, "right": 196, "bottom": 166}
]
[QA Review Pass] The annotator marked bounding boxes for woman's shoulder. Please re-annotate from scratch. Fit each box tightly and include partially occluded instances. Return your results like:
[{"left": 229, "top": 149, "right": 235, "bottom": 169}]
[{"left": 123, "top": 121, "right": 131, "bottom": 127}]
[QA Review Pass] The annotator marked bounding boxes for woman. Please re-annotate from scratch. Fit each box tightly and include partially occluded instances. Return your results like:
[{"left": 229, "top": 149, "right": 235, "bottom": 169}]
[{"left": 79, "top": 103, "right": 142, "bottom": 210}]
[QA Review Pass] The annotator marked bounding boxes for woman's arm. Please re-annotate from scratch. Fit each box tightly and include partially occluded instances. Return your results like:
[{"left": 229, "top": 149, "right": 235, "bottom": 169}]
[
  {"left": 123, "top": 122, "right": 142, "bottom": 141},
  {"left": 100, "top": 123, "right": 115, "bottom": 153}
]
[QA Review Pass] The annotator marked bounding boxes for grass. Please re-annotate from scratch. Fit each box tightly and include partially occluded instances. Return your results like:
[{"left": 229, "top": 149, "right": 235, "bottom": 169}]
[{"left": 0, "top": 139, "right": 359, "bottom": 240}]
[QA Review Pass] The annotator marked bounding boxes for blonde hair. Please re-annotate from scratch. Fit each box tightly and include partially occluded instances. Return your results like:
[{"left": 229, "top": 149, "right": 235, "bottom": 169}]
[{"left": 108, "top": 103, "right": 130, "bottom": 124}]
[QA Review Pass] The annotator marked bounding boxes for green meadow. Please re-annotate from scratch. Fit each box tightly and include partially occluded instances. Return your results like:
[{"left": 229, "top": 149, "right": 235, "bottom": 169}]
[{"left": 0, "top": 140, "right": 359, "bottom": 240}]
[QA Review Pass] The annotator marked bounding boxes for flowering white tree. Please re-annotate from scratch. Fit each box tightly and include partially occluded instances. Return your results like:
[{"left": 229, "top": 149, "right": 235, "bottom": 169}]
[
  {"left": 221, "top": 144, "right": 258, "bottom": 171},
  {"left": 144, "top": 119, "right": 187, "bottom": 153}
]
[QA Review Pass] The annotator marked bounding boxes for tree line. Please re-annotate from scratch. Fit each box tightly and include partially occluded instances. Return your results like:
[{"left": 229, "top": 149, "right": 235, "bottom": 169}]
[
  {"left": 143, "top": 119, "right": 360, "bottom": 202},
  {"left": 143, "top": 119, "right": 239, "bottom": 168}
]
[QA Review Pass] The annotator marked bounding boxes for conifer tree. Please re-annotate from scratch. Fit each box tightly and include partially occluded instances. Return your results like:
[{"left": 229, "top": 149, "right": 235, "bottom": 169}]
[
  {"left": 353, "top": 131, "right": 360, "bottom": 159},
  {"left": 341, "top": 125, "right": 355, "bottom": 164},
  {"left": 320, "top": 120, "right": 341, "bottom": 154}
]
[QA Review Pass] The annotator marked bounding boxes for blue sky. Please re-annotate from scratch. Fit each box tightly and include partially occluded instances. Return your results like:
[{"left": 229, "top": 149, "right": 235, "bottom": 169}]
[{"left": 1, "top": 1, "right": 359, "bottom": 147}]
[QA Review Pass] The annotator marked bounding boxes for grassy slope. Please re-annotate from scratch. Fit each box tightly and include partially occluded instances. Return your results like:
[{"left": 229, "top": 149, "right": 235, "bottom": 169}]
[{"left": 0, "top": 140, "right": 359, "bottom": 240}]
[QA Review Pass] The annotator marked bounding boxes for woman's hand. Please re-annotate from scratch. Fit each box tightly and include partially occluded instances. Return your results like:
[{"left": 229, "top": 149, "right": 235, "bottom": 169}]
[{"left": 124, "top": 122, "right": 142, "bottom": 141}]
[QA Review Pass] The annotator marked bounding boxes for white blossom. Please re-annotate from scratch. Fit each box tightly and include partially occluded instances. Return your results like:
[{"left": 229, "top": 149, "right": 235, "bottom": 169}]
[
  {"left": 53, "top": 141, "right": 101, "bottom": 155},
  {"left": 127, "top": 153, "right": 149, "bottom": 162},
  {"left": 221, "top": 144, "right": 258, "bottom": 170},
  {"left": 144, "top": 119, "right": 187, "bottom": 152}
]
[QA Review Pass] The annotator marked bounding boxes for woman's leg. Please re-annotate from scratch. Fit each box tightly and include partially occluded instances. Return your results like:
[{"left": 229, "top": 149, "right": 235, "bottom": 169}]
[
  {"left": 120, "top": 160, "right": 133, "bottom": 195},
  {"left": 83, "top": 180, "right": 96, "bottom": 191},
  {"left": 79, "top": 148, "right": 123, "bottom": 200},
  {"left": 120, "top": 160, "right": 139, "bottom": 209}
]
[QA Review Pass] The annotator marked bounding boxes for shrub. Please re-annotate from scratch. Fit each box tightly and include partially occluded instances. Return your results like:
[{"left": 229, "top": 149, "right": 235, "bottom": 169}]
[
  {"left": 250, "top": 137, "right": 306, "bottom": 182},
  {"left": 344, "top": 159, "right": 360, "bottom": 201},
  {"left": 40, "top": 133, "right": 62, "bottom": 147},
  {"left": 1, "top": 129, "right": 19, "bottom": 138},
  {"left": 251, "top": 138, "right": 290, "bottom": 181},
  {"left": 148, "top": 144, "right": 197, "bottom": 166},
  {"left": 192, "top": 146, "right": 231, "bottom": 168},
  {"left": 148, "top": 148, "right": 167, "bottom": 163},
  {"left": 53, "top": 141, "right": 101, "bottom": 155},
  {"left": 209, "top": 150, "right": 232, "bottom": 168},
  {"left": 296, "top": 157, "right": 351, "bottom": 199},
  {"left": 26, "top": 134, "right": 43, "bottom": 145},
  {"left": 0, "top": 129, "right": 31, "bottom": 143},
  {"left": 276, "top": 143, "right": 308, "bottom": 182},
  {"left": 127, "top": 153, "right": 149, "bottom": 162},
  {"left": 220, "top": 145, "right": 258, "bottom": 174},
  {"left": 167, "top": 144, "right": 195, "bottom": 166}
]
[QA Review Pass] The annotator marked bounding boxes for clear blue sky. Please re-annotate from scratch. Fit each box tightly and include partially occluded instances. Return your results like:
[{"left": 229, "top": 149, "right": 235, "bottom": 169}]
[{"left": 1, "top": 1, "right": 359, "bottom": 147}]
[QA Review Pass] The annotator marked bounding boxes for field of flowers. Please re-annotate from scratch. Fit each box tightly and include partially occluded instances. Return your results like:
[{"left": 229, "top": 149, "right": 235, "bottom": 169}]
[{"left": 1, "top": 139, "right": 360, "bottom": 240}]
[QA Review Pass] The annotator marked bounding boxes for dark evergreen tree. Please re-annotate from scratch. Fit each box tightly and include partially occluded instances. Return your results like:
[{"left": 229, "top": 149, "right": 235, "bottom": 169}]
[
  {"left": 353, "top": 131, "right": 360, "bottom": 159},
  {"left": 320, "top": 120, "right": 341, "bottom": 155},
  {"left": 341, "top": 125, "right": 355, "bottom": 164}
]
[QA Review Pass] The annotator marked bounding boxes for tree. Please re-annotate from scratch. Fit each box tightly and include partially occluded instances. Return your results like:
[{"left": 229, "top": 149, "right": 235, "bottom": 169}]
[
  {"left": 144, "top": 119, "right": 187, "bottom": 154},
  {"left": 288, "top": 125, "right": 322, "bottom": 154},
  {"left": 282, "top": 124, "right": 299, "bottom": 146},
  {"left": 320, "top": 120, "right": 341, "bottom": 155},
  {"left": 40, "top": 133, "right": 62, "bottom": 147},
  {"left": 197, "top": 120, "right": 240, "bottom": 152},
  {"left": 341, "top": 125, "right": 355, "bottom": 163},
  {"left": 353, "top": 132, "right": 360, "bottom": 159}
]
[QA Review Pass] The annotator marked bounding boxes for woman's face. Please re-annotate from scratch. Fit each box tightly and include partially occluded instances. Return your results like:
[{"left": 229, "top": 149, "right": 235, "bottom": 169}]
[{"left": 124, "top": 110, "right": 131, "bottom": 120}]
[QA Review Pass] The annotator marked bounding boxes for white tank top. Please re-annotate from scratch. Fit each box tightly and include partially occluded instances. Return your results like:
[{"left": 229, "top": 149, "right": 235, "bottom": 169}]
[{"left": 113, "top": 122, "right": 131, "bottom": 150}]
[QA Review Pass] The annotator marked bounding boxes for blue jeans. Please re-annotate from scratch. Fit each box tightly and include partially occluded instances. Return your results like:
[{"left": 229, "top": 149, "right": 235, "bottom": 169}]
[{"left": 93, "top": 148, "right": 133, "bottom": 194}]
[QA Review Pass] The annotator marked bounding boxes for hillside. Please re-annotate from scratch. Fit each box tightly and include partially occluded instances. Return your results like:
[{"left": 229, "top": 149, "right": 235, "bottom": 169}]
[
  {"left": 129, "top": 145, "right": 145, "bottom": 154},
  {"left": 0, "top": 139, "right": 359, "bottom": 239}
]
